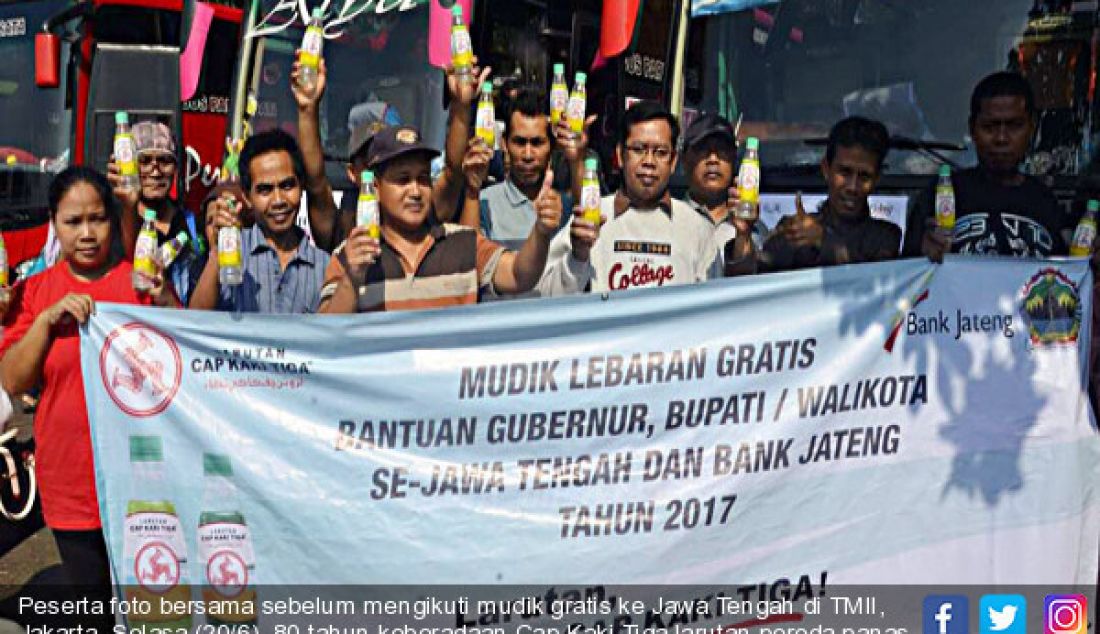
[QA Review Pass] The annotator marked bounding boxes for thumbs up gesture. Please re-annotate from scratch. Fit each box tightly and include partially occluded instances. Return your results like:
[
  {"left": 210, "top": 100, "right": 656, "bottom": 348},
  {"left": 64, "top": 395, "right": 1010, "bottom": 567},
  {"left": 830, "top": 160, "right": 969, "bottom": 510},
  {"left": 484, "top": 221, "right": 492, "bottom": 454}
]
[
  {"left": 533, "top": 168, "right": 563, "bottom": 238},
  {"left": 778, "top": 192, "right": 824, "bottom": 249}
]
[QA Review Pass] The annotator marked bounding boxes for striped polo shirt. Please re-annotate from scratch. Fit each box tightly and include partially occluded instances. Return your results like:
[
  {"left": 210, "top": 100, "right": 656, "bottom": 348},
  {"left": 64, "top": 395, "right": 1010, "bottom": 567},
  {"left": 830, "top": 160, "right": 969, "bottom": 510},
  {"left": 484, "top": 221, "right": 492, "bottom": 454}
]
[
  {"left": 217, "top": 224, "right": 330, "bottom": 314},
  {"left": 320, "top": 223, "right": 505, "bottom": 312}
]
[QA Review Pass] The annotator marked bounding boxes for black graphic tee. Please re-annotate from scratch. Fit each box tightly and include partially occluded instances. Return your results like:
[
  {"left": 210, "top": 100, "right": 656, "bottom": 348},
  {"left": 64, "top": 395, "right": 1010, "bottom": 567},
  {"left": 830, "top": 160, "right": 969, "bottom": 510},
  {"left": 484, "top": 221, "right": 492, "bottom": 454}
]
[{"left": 905, "top": 167, "right": 1070, "bottom": 257}]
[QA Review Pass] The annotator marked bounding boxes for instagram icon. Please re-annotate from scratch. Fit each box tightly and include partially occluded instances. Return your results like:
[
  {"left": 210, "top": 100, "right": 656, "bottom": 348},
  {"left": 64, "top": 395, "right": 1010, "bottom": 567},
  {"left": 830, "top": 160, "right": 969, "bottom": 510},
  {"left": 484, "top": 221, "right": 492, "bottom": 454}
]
[{"left": 1045, "top": 595, "right": 1088, "bottom": 634}]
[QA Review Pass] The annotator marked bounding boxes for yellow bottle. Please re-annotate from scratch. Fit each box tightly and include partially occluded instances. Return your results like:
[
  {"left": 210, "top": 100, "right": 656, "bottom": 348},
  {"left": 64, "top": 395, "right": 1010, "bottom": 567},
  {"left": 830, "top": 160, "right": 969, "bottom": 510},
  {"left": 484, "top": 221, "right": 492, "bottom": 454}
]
[
  {"left": 357, "top": 170, "right": 381, "bottom": 240},
  {"left": 550, "top": 64, "right": 568, "bottom": 125},
  {"left": 566, "top": 72, "right": 587, "bottom": 137},
  {"left": 1070, "top": 200, "right": 1098, "bottom": 257},
  {"left": 735, "top": 137, "right": 760, "bottom": 219},
  {"left": 450, "top": 5, "right": 473, "bottom": 79},
  {"left": 581, "top": 158, "right": 601, "bottom": 225},
  {"left": 133, "top": 209, "right": 158, "bottom": 292},
  {"left": 934, "top": 165, "right": 956, "bottom": 231},
  {"left": 297, "top": 8, "right": 325, "bottom": 92},
  {"left": 475, "top": 82, "right": 496, "bottom": 147}
]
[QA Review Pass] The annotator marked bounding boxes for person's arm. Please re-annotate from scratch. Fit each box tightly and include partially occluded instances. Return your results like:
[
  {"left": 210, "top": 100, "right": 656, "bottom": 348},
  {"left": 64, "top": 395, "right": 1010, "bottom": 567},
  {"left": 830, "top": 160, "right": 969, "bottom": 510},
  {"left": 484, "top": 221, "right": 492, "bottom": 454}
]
[
  {"left": 553, "top": 116, "right": 597, "bottom": 204},
  {"left": 458, "top": 138, "right": 492, "bottom": 229},
  {"left": 106, "top": 157, "right": 142, "bottom": 258},
  {"left": 187, "top": 193, "right": 240, "bottom": 310},
  {"left": 1, "top": 293, "right": 94, "bottom": 395},
  {"left": 291, "top": 58, "right": 339, "bottom": 252},
  {"left": 317, "top": 227, "right": 381, "bottom": 314},
  {"left": 492, "top": 170, "right": 560, "bottom": 293},
  {"left": 536, "top": 206, "right": 601, "bottom": 297},
  {"left": 433, "top": 63, "right": 491, "bottom": 223}
]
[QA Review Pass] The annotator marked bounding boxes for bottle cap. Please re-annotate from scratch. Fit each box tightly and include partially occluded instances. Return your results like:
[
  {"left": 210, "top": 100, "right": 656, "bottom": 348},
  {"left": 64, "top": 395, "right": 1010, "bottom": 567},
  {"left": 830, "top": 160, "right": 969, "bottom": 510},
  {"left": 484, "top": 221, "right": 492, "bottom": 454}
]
[
  {"left": 1088, "top": 200, "right": 1099, "bottom": 213},
  {"left": 482, "top": 81, "right": 493, "bottom": 93},
  {"left": 575, "top": 72, "right": 587, "bottom": 83},
  {"left": 115, "top": 111, "right": 129, "bottom": 125},
  {"left": 554, "top": 63, "right": 564, "bottom": 75},
  {"left": 745, "top": 137, "right": 759, "bottom": 151},
  {"left": 451, "top": 5, "right": 463, "bottom": 17},
  {"left": 939, "top": 165, "right": 951, "bottom": 177},
  {"left": 143, "top": 209, "right": 156, "bottom": 222},
  {"left": 176, "top": 232, "right": 190, "bottom": 245},
  {"left": 310, "top": 7, "right": 324, "bottom": 19},
  {"left": 203, "top": 453, "right": 233, "bottom": 477},
  {"left": 585, "top": 157, "right": 599, "bottom": 171},
  {"left": 130, "top": 435, "right": 163, "bottom": 462},
  {"left": 361, "top": 170, "right": 374, "bottom": 183}
]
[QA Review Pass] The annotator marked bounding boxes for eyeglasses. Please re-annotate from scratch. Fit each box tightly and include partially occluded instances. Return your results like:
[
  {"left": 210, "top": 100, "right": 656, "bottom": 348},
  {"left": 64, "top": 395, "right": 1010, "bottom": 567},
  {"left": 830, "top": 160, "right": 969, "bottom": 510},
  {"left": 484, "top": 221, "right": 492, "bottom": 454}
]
[
  {"left": 138, "top": 154, "right": 177, "bottom": 171},
  {"left": 624, "top": 144, "right": 674, "bottom": 162}
]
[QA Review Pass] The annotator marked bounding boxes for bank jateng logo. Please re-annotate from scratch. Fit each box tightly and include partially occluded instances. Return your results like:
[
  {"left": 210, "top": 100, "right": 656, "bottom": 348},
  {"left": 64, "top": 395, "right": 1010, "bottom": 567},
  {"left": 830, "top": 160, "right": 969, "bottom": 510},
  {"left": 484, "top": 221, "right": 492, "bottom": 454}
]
[
  {"left": 884, "top": 269, "right": 935, "bottom": 352},
  {"left": 99, "top": 322, "right": 182, "bottom": 417},
  {"left": 1020, "top": 268, "right": 1081, "bottom": 347}
]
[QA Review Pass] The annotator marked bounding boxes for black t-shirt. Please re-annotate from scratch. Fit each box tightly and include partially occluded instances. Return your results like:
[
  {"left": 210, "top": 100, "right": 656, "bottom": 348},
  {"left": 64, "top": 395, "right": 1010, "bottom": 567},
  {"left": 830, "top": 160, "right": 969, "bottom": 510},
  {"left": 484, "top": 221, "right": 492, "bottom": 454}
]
[{"left": 904, "top": 167, "right": 1069, "bottom": 257}]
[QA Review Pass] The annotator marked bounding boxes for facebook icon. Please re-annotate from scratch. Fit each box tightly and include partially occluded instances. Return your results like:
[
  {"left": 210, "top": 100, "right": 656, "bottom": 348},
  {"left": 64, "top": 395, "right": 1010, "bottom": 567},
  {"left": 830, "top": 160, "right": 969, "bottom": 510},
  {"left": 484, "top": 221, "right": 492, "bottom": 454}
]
[{"left": 924, "top": 596, "right": 969, "bottom": 634}]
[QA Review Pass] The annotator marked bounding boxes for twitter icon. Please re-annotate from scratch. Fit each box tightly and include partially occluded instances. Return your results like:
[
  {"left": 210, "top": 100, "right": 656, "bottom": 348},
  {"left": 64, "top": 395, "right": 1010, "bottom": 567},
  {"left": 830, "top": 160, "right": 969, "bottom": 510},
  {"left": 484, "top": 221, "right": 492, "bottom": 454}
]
[{"left": 981, "top": 595, "right": 1026, "bottom": 634}]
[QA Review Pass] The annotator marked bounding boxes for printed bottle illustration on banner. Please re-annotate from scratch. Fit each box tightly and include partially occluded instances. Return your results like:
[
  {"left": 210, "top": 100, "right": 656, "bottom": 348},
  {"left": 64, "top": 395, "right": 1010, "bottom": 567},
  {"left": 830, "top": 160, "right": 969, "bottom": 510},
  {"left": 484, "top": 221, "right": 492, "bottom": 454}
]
[
  {"left": 297, "top": 8, "right": 325, "bottom": 92},
  {"left": 550, "top": 63, "right": 568, "bottom": 125},
  {"left": 582, "top": 157, "right": 602, "bottom": 225},
  {"left": 357, "top": 170, "right": 381, "bottom": 239},
  {"left": 450, "top": 4, "right": 472, "bottom": 79},
  {"left": 198, "top": 453, "right": 258, "bottom": 629},
  {"left": 124, "top": 435, "right": 192, "bottom": 631},
  {"left": 566, "top": 72, "right": 587, "bottom": 139},
  {"left": 114, "top": 111, "right": 141, "bottom": 192},
  {"left": 935, "top": 164, "right": 956, "bottom": 232},
  {"left": 132, "top": 209, "right": 158, "bottom": 292},
  {"left": 736, "top": 137, "right": 761, "bottom": 220},
  {"left": 158, "top": 231, "right": 190, "bottom": 269},
  {"left": 218, "top": 200, "right": 243, "bottom": 286},
  {"left": 1069, "top": 199, "right": 1098, "bottom": 257},
  {"left": 475, "top": 82, "right": 496, "bottom": 148}
]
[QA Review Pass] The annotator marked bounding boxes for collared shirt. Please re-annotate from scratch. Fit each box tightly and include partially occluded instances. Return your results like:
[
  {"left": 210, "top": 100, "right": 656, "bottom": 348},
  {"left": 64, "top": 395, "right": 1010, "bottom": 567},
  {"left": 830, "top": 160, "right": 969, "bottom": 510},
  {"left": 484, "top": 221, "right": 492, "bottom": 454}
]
[
  {"left": 320, "top": 223, "right": 505, "bottom": 312},
  {"left": 480, "top": 178, "right": 572, "bottom": 249},
  {"left": 683, "top": 195, "right": 770, "bottom": 255},
  {"left": 217, "top": 224, "right": 330, "bottom": 314}
]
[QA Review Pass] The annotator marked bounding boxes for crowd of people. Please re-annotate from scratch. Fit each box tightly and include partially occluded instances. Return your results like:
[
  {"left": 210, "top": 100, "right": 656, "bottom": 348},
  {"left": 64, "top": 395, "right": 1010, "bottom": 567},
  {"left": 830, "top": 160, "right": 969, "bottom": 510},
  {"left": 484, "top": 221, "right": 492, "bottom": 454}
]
[{"left": 0, "top": 61, "right": 1091, "bottom": 610}]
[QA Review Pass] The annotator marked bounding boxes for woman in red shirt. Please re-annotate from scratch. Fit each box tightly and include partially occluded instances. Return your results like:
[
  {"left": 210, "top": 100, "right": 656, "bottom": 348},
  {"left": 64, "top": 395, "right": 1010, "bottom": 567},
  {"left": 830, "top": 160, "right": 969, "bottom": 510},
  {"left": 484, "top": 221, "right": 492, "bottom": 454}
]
[{"left": 0, "top": 166, "right": 177, "bottom": 608}]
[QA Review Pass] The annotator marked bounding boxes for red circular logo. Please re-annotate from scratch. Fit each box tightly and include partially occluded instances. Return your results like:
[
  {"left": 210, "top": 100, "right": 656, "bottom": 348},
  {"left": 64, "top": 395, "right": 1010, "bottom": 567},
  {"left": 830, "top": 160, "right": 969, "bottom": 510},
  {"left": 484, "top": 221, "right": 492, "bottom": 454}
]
[
  {"left": 99, "top": 322, "right": 181, "bottom": 417},
  {"left": 206, "top": 550, "right": 249, "bottom": 598},
  {"left": 134, "top": 541, "right": 181, "bottom": 593}
]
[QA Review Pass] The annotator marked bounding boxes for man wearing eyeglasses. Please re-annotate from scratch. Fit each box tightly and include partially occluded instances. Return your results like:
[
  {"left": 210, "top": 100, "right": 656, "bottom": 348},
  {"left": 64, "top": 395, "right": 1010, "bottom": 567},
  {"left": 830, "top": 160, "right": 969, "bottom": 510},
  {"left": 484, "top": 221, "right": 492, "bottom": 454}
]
[
  {"left": 538, "top": 100, "right": 722, "bottom": 296},
  {"left": 107, "top": 121, "right": 205, "bottom": 303}
]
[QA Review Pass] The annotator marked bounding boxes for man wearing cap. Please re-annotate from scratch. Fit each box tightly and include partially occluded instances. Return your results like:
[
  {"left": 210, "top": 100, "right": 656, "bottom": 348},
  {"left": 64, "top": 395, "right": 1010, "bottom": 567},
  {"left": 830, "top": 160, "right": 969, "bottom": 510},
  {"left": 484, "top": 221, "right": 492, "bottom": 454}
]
[
  {"left": 189, "top": 129, "right": 330, "bottom": 313},
  {"left": 291, "top": 57, "right": 491, "bottom": 253},
  {"left": 318, "top": 125, "right": 558, "bottom": 313},
  {"left": 681, "top": 113, "right": 768, "bottom": 258},
  {"left": 538, "top": 100, "right": 721, "bottom": 296},
  {"left": 107, "top": 120, "right": 205, "bottom": 303}
]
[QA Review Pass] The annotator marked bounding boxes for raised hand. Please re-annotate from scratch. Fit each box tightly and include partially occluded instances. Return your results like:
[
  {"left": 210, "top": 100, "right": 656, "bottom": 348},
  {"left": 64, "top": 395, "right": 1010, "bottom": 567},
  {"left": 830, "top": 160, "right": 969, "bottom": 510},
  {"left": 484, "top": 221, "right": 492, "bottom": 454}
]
[
  {"left": 446, "top": 58, "right": 491, "bottom": 106},
  {"left": 778, "top": 192, "right": 823, "bottom": 249},
  {"left": 532, "top": 168, "right": 562, "bottom": 237},
  {"left": 554, "top": 115, "right": 598, "bottom": 164},
  {"left": 343, "top": 225, "right": 383, "bottom": 278},
  {"left": 291, "top": 56, "right": 327, "bottom": 112},
  {"left": 569, "top": 204, "right": 603, "bottom": 262},
  {"left": 462, "top": 137, "right": 494, "bottom": 193},
  {"left": 106, "top": 155, "right": 140, "bottom": 215}
]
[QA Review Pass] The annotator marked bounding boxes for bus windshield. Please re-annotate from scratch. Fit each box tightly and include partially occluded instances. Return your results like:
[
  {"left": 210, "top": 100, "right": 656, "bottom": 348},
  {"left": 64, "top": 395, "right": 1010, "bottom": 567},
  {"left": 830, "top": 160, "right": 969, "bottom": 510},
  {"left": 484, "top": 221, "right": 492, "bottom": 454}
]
[
  {"left": 686, "top": 0, "right": 1090, "bottom": 177},
  {"left": 250, "top": 0, "right": 444, "bottom": 188}
]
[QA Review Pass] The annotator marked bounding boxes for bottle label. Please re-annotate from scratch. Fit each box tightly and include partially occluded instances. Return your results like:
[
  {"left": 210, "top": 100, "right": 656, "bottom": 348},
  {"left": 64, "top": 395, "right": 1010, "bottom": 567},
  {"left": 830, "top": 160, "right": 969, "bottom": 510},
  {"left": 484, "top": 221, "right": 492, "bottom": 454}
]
[
  {"left": 218, "top": 228, "right": 242, "bottom": 269},
  {"left": 935, "top": 189, "right": 956, "bottom": 229},
  {"left": 134, "top": 231, "right": 157, "bottom": 276},
  {"left": 124, "top": 510, "right": 191, "bottom": 623},
  {"left": 476, "top": 104, "right": 495, "bottom": 146},
  {"left": 115, "top": 134, "right": 139, "bottom": 176},
  {"left": 451, "top": 27, "right": 472, "bottom": 66},
  {"left": 737, "top": 160, "right": 760, "bottom": 203},
  {"left": 159, "top": 243, "right": 179, "bottom": 268},
  {"left": 1071, "top": 221, "right": 1097, "bottom": 256},
  {"left": 550, "top": 85, "right": 568, "bottom": 122},
  {"left": 582, "top": 181, "right": 601, "bottom": 224},
  {"left": 357, "top": 196, "right": 379, "bottom": 229},
  {"left": 299, "top": 26, "right": 323, "bottom": 66},
  {"left": 566, "top": 95, "right": 586, "bottom": 132}
]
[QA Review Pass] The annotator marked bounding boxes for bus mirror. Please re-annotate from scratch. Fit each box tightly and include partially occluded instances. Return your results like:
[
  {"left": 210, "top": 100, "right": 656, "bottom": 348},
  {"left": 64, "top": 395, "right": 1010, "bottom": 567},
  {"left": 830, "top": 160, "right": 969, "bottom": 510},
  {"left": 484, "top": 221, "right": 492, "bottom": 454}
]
[{"left": 35, "top": 32, "right": 61, "bottom": 89}]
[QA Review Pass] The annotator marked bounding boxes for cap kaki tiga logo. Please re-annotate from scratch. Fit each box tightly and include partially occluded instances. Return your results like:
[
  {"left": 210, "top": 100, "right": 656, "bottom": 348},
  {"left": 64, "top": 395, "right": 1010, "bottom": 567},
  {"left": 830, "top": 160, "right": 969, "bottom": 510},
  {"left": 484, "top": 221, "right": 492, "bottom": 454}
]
[
  {"left": 99, "top": 322, "right": 182, "bottom": 417},
  {"left": 1020, "top": 268, "right": 1081, "bottom": 347}
]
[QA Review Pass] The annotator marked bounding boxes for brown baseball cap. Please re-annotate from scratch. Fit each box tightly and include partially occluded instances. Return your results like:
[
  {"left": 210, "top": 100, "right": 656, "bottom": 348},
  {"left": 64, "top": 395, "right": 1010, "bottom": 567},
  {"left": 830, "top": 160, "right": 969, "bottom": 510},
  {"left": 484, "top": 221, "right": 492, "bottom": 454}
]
[{"left": 366, "top": 125, "right": 440, "bottom": 169}]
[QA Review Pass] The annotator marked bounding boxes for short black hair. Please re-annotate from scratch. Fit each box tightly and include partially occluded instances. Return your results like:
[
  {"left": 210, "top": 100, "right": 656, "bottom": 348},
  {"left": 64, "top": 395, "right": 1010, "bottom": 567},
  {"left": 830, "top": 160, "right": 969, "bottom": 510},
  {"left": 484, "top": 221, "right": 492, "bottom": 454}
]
[
  {"left": 504, "top": 87, "right": 549, "bottom": 139},
  {"left": 619, "top": 100, "right": 680, "bottom": 150},
  {"left": 48, "top": 166, "right": 118, "bottom": 222},
  {"left": 970, "top": 72, "right": 1035, "bottom": 122},
  {"left": 239, "top": 129, "right": 307, "bottom": 193},
  {"left": 825, "top": 116, "right": 890, "bottom": 169}
]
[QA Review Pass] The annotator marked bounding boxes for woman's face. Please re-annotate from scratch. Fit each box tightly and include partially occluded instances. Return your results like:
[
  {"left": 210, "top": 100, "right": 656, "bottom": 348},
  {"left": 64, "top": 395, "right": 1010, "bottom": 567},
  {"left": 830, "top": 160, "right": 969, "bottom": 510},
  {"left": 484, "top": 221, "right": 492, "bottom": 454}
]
[{"left": 53, "top": 181, "right": 113, "bottom": 273}]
